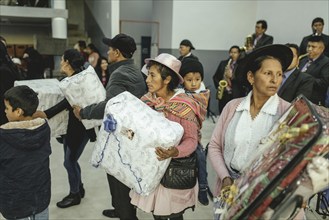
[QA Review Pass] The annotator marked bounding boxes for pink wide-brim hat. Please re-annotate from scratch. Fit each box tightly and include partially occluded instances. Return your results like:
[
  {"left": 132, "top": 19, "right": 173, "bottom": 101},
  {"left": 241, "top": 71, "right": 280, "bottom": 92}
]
[{"left": 145, "top": 53, "right": 184, "bottom": 84}]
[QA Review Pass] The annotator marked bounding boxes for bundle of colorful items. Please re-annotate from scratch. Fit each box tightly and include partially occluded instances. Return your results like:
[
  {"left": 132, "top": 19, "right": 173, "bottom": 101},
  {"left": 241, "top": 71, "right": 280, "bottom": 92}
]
[{"left": 220, "top": 95, "right": 329, "bottom": 220}]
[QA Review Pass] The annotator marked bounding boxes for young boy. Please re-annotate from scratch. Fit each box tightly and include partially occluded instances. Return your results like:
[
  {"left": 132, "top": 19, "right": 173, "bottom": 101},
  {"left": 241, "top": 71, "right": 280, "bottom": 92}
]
[
  {"left": 179, "top": 58, "right": 211, "bottom": 205},
  {"left": 0, "top": 85, "right": 51, "bottom": 219}
]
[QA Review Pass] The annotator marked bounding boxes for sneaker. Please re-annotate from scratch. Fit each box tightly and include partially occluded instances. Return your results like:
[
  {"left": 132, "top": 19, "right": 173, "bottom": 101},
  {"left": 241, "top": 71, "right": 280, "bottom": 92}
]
[{"left": 198, "top": 189, "right": 209, "bottom": 206}]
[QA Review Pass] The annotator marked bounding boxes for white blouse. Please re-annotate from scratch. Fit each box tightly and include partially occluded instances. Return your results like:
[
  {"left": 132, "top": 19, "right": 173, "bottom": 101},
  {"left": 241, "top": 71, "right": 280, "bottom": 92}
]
[{"left": 223, "top": 92, "right": 281, "bottom": 173}]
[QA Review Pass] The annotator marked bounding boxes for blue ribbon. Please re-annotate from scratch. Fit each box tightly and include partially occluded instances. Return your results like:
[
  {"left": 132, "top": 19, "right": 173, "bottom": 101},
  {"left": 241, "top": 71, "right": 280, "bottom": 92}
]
[
  {"left": 103, "top": 114, "right": 117, "bottom": 133},
  {"left": 94, "top": 113, "right": 143, "bottom": 194},
  {"left": 93, "top": 114, "right": 117, "bottom": 167}
]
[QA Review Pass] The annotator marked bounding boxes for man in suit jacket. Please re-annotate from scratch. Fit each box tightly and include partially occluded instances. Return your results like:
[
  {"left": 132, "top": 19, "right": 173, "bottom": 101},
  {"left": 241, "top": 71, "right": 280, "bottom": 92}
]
[
  {"left": 278, "top": 44, "right": 314, "bottom": 102},
  {"left": 298, "top": 36, "right": 329, "bottom": 106},
  {"left": 251, "top": 20, "right": 274, "bottom": 50},
  {"left": 300, "top": 17, "right": 329, "bottom": 57},
  {"left": 213, "top": 45, "right": 242, "bottom": 114},
  {"left": 178, "top": 39, "right": 199, "bottom": 61}
]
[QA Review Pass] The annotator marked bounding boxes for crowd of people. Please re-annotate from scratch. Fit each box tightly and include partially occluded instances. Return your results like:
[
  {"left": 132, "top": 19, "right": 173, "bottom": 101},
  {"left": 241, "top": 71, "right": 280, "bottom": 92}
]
[
  {"left": 0, "top": 16, "right": 328, "bottom": 220},
  {"left": 213, "top": 18, "right": 329, "bottom": 114}
]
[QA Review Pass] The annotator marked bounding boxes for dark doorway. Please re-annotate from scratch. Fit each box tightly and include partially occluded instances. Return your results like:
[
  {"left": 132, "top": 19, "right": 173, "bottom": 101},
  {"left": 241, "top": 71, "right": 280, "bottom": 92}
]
[{"left": 141, "top": 36, "right": 151, "bottom": 67}]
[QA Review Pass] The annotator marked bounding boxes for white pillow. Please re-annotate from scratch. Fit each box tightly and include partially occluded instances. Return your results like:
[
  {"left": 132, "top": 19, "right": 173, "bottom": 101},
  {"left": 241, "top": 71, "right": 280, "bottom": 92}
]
[
  {"left": 91, "top": 91, "right": 184, "bottom": 195},
  {"left": 14, "top": 79, "right": 68, "bottom": 137},
  {"left": 59, "top": 65, "right": 106, "bottom": 129}
]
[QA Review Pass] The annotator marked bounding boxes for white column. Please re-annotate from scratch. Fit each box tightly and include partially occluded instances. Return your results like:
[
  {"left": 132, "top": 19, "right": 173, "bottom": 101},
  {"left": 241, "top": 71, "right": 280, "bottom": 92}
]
[
  {"left": 110, "top": 0, "right": 120, "bottom": 36},
  {"left": 51, "top": 0, "right": 67, "bottom": 39}
]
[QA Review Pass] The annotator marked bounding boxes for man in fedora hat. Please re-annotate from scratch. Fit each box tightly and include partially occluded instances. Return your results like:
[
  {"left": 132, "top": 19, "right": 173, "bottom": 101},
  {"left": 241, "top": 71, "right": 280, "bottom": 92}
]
[
  {"left": 73, "top": 33, "right": 146, "bottom": 220},
  {"left": 178, "top": 39, "right": 199, "bottom": 61}
]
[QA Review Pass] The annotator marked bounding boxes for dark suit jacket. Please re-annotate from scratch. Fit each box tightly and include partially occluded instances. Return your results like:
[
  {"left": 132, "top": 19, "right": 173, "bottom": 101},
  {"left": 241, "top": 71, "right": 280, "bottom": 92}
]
[
  {"left": 213, "top": 59, "right": 229, "bottom": 89},
  {"left": 300, "top": 34, "right": 329, "bottom": 57},
  {"left": 213, "top": 59, "right": 247, "bottom": 98},
  {"left": 277, "top": 68, "right": 314, "bottom": 103},
  {"left": 178, "top": 53, "right": 198, "bottom": 61},
  {"left": 298, "top": 54, "right": 329, "bottom": 105},
  {"left": 252, "top": 33, "right": 274, "bottom": 49}
]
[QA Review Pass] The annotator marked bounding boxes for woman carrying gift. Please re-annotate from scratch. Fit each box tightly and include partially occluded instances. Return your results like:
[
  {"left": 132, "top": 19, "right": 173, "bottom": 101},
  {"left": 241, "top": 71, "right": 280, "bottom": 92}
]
[
  {"left": 33, "top": 49, "right": 96, "bottom": 208},
  {"left": 129, "top": 53, "right": 207, "bottom": 220},
  {"left": 208, "top": 45, "right": 293, "bottom": 216}
]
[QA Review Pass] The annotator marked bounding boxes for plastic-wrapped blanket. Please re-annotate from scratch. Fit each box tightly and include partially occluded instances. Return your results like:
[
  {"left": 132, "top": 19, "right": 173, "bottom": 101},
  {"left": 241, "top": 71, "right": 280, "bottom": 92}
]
[
  {"left": 59, "top": 65, "right": 106, "bottom": 129},
  {"left": 14, "top": 79, "right": 68, "bottom": 137},
  {"left": 91, "top": 91, "right": 184, "bottom": 195}
]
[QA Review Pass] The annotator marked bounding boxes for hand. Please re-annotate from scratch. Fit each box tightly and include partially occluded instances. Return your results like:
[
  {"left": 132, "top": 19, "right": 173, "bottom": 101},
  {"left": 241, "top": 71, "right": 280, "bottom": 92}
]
[
  {"left": 224, "top": 68, "right": 232, "bottom": 79},
  {"left": 155, "top": 146, "right": 179, "bottom": 161},
  {"left": 32, "top": 110, "right": 47, "bottom": 119},
  {"left": 246, "top": 45, "right": 253, "bottom": 53},
  {"left": 221, "top": 176, "right": 233, "bottom": 189},
  {"left": 220, "top": 176, "right": 234, "bottom": 199},
  {"left": 72, "top": 105, "right": 82, "bottom": 120}
]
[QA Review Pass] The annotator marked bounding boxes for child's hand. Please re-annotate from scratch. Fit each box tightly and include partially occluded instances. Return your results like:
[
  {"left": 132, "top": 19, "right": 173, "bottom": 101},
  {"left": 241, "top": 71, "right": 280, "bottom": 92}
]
[
  {"left": 155, "top": 146, "right": 179, "bottom": 161},
  {"left": 33, "top": 110, "right": 47, "bottom": 119}
]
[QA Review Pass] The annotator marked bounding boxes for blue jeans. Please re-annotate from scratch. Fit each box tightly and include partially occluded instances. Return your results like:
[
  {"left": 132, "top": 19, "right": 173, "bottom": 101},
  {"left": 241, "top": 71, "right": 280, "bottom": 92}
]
[
  {"left": 63, "top": 134, "right": 89, "bottom": 193},
  {"left": 14, "top": 208, "right": 49, "bottom": 220},
  {"left": 196, "top": 143, "right": 208, "bottom": 190}
]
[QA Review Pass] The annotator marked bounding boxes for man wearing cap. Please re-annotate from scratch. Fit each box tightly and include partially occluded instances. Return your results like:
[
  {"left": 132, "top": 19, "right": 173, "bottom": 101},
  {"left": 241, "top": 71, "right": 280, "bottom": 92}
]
[
  {"left": 73, "top": 33, "right": 146, "bottom": 220},
  {"left": 178, "top": 39, "right": 199, "bottom": 61},
  {"left": 299, "top": 17, "right": 329, "bottom": 57},
  {"left": 298, "top": 35, "right": 329, "bottom": 106}
]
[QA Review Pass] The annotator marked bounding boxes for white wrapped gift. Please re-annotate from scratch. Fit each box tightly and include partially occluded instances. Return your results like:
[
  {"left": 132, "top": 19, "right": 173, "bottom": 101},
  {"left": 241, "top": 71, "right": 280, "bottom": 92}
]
[
  {"left": 14, "top": 79, "right": 68, "bottom": 137},
  {"left": 91, "top": 91, "right": 184, "bottom": 195},
  {"left": 59, "top": 65, "right": 106, "bottom": 129}
]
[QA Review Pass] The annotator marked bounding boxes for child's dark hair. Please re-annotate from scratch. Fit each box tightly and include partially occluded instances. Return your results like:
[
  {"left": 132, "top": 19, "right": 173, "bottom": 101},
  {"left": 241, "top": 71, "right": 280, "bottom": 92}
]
[
  {"left": 147, "top": 61, "right": 180, "bottom": 91},
  {"left": 4, "top": 86, "right": 39, "bottom": 117}
]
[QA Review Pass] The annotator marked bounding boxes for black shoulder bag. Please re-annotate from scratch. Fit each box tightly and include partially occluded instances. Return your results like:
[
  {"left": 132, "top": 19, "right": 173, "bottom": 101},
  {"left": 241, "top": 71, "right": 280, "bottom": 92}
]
[{"left": 160, "top": 152, "right": 197, "bottom": 189}]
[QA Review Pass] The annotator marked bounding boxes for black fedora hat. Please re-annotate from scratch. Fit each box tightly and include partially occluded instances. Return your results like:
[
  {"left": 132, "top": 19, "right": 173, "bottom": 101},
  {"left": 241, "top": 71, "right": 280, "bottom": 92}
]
[{"left": 235, "top": 44, "right": 293, "bottom": 88}]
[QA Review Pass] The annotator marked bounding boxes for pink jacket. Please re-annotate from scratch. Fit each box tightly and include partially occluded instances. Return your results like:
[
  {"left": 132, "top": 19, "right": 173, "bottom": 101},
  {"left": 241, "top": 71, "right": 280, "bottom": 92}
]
[{"left": 208, "top": 97, "right": 290, "bottom": 196}]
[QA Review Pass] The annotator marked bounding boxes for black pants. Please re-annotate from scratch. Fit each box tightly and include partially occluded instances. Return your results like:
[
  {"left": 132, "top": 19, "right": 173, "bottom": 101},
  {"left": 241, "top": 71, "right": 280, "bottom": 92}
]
[
  {"left": 107, "top": 174, "right": 138, "bottom": 220},
  {"left": 153, "top": 214, "right": 183, "bottom": 220}
]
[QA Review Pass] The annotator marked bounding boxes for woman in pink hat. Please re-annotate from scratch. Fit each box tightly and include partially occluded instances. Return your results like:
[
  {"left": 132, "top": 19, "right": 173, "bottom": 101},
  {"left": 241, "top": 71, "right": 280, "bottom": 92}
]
[{"left": 130, "top": 53, "right": 204, "bottom": 220}]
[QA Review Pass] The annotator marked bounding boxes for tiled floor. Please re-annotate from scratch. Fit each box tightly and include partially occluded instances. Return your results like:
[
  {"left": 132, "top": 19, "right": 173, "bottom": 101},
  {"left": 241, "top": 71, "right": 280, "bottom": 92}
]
[
  {"left": 1, "top": 116, "right": 325, "bottom": 220},
  {"left": 47, "top": 117, "right": 218, "bottom": 220}
]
